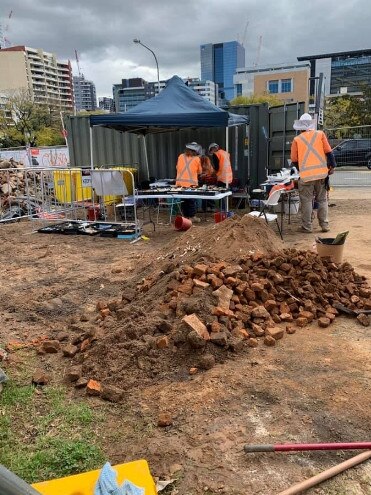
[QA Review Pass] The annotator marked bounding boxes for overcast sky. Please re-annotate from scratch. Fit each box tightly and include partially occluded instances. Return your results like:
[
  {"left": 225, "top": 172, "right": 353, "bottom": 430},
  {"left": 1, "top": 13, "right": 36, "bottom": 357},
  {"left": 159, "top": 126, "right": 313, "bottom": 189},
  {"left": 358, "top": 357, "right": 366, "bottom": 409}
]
[{"left": 1, "top": 0, "right": 370, "bottom": 98}]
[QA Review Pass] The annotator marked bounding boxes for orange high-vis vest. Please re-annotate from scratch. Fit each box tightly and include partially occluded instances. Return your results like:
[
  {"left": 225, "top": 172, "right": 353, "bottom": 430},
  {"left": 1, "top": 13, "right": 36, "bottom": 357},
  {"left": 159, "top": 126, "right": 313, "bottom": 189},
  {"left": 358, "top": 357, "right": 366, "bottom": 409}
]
[
  {"left": 215, "top": 149, "right": 233, "bottom": 184},
  {"left": 291, "top": 130, "right": 331, "bottom": 182},
  {"left": 176, "top": 154, "right": 202, "bottom": 187}
]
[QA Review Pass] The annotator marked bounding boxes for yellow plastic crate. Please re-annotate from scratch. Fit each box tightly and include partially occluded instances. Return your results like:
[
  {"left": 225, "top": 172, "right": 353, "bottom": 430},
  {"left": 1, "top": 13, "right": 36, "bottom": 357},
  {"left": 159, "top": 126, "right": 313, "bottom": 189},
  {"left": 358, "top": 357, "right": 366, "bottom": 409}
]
[
  {"left": 32, "top": 459, "right": 157, "bottom": 495},
  {"left": 53, "top": 169, "right": 92, "bottom": 203}
]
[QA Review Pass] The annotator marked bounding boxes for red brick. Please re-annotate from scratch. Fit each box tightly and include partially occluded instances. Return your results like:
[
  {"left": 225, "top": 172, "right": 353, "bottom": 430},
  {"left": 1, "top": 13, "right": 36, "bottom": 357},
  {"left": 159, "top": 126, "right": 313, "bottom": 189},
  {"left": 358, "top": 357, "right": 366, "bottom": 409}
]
[
  {"left": 248, "top": 338, "right": 259, "bottom": 347},
  {"left": 266, "top": 327, "right": 284, "bottom": 340},
  {"left": 251, "top": 323, "right": 265, "bottom": 337},
  {"left": 264, "top": 300, "right": 277, "bottom": 311},
  {"left": 318, "top": 317, "right": 331, "bottom": 328},
  {"left": 193, "top": 279, "right": 210, "bottom": 289},
  {"left": 299, "top": 311, "right": 315, "bottom": 322},
  {"left": 178, "top": 279, "right": 194, "bottom": 295},
  {"left": 286, "top": 325, "right": 296, "bottom": 334},
  {"left": 251, "top": 306, "right": 270, "bottom": 319},
  {"left": 296, "top": 317, "right": 309, "bottom": 327},
  {"left": 158, "top": 412, "right": 173, "bottom": 427},
  {"left": 231, "top": 328, "right": 249, "bottom": 340},
  {"left": 280, "top": 313, "right": 293, "bottom": 322},
  {"left": 223, "top": 265, "right": 243, "bottom": 277},
  {"left": 194, "top": 264, "right": 208, "bottom": 276},
  {"left": 86, "top": 379, "right": 101, "bottom": 396},
  {"left": 213, "top": 306, "right": 234, "bottom": 317},
  {"left": 213, "top": 285, "right": 234, "bottom": 311},
  {"left": 42, "top": 340, "right": 61, "bottom": 354},
  {"left": 182, "top": 314, "right": 210, "bottom": 340},
  {"left": 264, "top": 335, "right": 276, "bottom": 346},
  {"left": 357, "top": 313, "right": 370, "bottom": 327},
  {"left": 189, "top": 367, "right": 198, "bottom": 375},
  {"left": 244, "top": 288, "right": 256, "bottom": 301},
  {"left": 156, "top": 336, "right": 169, "bottom": 349}
]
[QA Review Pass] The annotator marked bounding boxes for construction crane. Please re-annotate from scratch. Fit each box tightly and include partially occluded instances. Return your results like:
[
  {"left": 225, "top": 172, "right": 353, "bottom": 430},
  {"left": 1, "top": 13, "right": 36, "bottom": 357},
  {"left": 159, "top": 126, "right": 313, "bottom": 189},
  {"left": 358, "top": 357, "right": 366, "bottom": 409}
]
[
  {"left": 253, "top": 35, "right": 263, "bottom": 68},
  {"left": 241, "top": 20, "right": 249, "bottom": 47},
  {"left": 0, "top": 10, "right": 13, "bottom": 49},
  {"left": 74, "top": 49, "right": 84, "bottom": 78}
]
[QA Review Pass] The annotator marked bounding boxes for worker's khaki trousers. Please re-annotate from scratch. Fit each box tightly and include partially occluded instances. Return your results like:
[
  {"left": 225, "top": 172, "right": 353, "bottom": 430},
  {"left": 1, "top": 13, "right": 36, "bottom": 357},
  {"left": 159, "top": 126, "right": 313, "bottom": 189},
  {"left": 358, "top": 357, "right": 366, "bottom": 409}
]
[{"left": 298, "top": 178, "right": 329, "bottom": 232}]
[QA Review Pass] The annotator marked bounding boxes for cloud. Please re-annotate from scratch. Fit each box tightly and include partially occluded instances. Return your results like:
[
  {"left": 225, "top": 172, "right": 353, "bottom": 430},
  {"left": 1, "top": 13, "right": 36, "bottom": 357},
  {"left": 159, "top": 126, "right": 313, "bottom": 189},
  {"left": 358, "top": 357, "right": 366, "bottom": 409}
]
[{"left": 1, "top": 0, "right": 369, "bottom": 96}]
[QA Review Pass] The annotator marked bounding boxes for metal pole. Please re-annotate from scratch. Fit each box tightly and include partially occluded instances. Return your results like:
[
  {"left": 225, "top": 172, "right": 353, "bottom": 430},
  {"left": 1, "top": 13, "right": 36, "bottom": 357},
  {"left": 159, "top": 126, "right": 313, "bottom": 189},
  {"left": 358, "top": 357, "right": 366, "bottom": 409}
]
[
  {"left": 142, "top": 135, "right": 150, "bottom": 180},
  {"left": 89, "top": 126, "right": 94, "bottom": 170},
  {"left": 0, "top": 464, "right": 42, "bottom": 495},
  {"left": 133, "top": 39, "right": 160, "bottom": 94}
]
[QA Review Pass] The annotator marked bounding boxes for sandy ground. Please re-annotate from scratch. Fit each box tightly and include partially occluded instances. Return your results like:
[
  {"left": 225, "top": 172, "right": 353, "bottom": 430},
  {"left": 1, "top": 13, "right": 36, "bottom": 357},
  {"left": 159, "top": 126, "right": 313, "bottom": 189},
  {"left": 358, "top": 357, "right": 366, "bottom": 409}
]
[{"left": 0, "top": 188, "right": 370, "bottom": 494}]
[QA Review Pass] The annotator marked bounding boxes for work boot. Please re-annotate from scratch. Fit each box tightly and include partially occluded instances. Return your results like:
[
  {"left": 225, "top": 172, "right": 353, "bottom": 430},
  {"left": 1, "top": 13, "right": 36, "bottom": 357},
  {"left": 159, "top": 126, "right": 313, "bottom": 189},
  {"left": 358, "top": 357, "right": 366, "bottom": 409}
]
[
  {"left": 298, "top": 226, "right": 312, "bottom": 233},
  {"left": 321, "top": 226, "right": 330, "bottom": 233}
]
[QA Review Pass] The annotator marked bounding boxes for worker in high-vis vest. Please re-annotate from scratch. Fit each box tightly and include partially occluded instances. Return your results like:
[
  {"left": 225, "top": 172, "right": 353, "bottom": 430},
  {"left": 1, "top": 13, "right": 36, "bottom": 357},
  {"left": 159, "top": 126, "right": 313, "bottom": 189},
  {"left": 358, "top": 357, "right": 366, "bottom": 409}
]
[
  {"left": 208, "top": 143, "right": 233, "bottom": 187},
  {"left": 290, "top": 113, "right": 336, "bottom": 233},
  {"left": 175, "top": 142, "right": 202, "bottom": 221}
]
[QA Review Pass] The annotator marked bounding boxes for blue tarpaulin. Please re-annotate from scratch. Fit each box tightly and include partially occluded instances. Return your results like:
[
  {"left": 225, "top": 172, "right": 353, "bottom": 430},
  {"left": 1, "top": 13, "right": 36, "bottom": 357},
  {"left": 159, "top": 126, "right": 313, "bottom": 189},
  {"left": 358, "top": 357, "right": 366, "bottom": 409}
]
[{"left": 90, "top": 75, "right": 248, "bottom": 134}]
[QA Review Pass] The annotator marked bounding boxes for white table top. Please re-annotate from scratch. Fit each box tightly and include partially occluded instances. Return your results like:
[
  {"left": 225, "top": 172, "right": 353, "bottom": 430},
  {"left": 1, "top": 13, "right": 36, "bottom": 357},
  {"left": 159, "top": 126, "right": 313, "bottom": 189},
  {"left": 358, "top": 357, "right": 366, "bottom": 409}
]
[{"left": 136, "top": 191, "right": 232, "bottom": 201}]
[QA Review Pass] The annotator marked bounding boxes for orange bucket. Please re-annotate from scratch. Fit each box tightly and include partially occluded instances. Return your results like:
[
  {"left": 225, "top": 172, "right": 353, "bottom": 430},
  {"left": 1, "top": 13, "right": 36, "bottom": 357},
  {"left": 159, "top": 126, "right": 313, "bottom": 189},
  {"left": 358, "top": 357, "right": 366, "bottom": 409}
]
[
  {"left": 174, "top": 216, "right": 192, "bottom": 231},
  {"left": 214, "top": 211, "right": 228, "bottom": 223}
]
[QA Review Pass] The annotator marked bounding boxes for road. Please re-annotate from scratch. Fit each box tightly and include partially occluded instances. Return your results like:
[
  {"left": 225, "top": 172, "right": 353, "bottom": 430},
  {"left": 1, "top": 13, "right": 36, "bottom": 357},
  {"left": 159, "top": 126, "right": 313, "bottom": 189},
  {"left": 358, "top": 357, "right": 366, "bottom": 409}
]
[{"left": 331, "top": 167, "right": 371, "bottom": 187}]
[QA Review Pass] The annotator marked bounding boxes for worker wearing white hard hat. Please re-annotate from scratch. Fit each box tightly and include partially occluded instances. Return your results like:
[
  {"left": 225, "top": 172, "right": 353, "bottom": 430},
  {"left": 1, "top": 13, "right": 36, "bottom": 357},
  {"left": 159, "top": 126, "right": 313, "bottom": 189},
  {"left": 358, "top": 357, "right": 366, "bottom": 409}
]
[
  {"left": 175, "top": 142, "right": 202, "bottom": 221},
  {"left": 291, "top": 113, "right": 336, "bottom": 233},
  {"left": 208, "top": 143, "right": 233, "bottom": 188}
]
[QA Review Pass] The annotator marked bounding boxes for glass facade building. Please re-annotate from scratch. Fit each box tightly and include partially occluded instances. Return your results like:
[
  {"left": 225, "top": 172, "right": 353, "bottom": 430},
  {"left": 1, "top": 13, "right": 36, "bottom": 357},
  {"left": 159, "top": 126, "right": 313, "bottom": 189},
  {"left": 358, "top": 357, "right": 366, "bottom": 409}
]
[
  {"left": 200, "top": 41, "right": 245, "bottom": 104},
  {"left": 298, "top": 49, "right": 371, "bottom": 96}
]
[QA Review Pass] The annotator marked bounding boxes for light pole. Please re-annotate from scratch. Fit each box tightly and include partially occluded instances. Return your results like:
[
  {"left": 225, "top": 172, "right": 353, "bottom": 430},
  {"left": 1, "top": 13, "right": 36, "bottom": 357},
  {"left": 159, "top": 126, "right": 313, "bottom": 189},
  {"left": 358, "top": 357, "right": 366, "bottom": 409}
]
[{"left": 133, "top": 38, "right": 160, "bottom": 94}]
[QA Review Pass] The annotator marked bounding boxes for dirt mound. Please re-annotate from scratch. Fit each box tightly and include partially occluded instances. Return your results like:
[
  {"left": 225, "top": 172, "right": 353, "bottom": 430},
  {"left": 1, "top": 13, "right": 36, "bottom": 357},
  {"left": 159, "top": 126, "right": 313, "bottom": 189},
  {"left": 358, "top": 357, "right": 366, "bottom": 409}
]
[
  {"left": 159, "top": 214, "right": 284, "bottom": 263},
  {"left": 60, "top": 249, "right": 371, "bottom": 399}
]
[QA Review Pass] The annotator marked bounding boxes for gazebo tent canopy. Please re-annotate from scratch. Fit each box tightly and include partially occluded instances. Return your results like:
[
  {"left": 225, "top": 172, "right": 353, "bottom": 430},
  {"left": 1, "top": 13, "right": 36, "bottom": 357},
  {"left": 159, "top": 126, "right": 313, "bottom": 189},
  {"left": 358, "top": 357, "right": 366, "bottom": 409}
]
[{"left": 89, "top": 75, "right": 248, "bottom": 134}]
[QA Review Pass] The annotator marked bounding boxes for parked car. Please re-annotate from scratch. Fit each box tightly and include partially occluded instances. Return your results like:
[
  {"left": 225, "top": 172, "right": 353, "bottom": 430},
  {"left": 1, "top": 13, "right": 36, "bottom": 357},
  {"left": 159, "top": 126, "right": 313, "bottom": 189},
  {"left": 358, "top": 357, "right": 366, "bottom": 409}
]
[{"left": 332, "top": 139, "right": 371, "bottom": 169}]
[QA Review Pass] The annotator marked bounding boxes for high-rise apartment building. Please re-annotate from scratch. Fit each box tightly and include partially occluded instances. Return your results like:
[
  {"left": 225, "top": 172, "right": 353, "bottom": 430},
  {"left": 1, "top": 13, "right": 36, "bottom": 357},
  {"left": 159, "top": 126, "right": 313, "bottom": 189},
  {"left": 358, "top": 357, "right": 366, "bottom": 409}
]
[
  {"left": 73, "top": 75, "right": 97, "bottom": 112},
  {"left": 98, "top": 96, "right": 115, "bottom": 112},
  {"left": 0, "top": 45, "right": 74, "bottom": 109},
  {"left": 200, "top": 41, "right": 245, "bottom": 104}
]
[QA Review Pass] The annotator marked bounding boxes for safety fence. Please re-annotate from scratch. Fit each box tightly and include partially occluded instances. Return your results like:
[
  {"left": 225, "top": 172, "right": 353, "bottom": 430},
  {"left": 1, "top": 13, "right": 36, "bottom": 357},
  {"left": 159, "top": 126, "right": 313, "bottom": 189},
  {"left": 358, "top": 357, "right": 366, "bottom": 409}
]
[
  {"left": 325, "top": 125, "right": 371, "bottom": 187},
  {"left": 0, "top": 145, "right": 70, "bottom": 168},
  {"left": 0, "top": 167, "right": 140, "bottom": 236}
]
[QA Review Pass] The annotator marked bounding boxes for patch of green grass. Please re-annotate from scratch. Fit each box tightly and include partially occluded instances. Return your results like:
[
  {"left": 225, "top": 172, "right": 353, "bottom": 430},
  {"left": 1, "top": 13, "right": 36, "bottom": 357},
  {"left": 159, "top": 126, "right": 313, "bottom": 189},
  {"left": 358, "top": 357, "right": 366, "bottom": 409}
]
[
  {"left": 5, "top": 438, "right": 104, "bottom": 484},
  {"left": 0, "top": 382, "right": 34, "bottom": 406},
  {"left": 0, "top": 379, "right": 105, "bottom": 484}
]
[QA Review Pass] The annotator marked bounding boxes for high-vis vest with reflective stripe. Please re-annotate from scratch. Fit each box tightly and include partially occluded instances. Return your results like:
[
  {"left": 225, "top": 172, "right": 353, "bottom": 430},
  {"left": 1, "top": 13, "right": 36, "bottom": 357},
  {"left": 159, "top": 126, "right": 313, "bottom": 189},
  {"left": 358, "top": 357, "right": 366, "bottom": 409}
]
[
  {"left": 294, "top": 131, "right": 329, "bottom": 182},
  {"left": 176, "top": 154, "right": 201, "bottom": 187},
  {"left": 215, "top": 149, "right": 233, "bottom": 184}
]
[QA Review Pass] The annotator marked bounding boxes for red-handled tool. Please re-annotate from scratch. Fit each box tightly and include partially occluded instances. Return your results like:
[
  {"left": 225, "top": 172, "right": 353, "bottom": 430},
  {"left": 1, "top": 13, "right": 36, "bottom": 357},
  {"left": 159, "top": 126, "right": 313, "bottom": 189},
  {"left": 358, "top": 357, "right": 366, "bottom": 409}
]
[{"left": 244, "top": 442, "right": 371, "bottom": 453}]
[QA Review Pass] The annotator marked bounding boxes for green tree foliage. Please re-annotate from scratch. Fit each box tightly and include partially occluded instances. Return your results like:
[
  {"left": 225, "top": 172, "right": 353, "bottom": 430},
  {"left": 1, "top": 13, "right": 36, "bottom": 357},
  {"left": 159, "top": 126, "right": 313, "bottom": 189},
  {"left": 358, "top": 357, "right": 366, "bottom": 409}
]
[
  {"left": 0, "top": 89, "right": 66, "bottom": 148},
  {"left": 229, "top": 93, "right": 284, "bottom": 107},
  {"left": 324, "top": 85, "right": 371, "bottom": 129}
]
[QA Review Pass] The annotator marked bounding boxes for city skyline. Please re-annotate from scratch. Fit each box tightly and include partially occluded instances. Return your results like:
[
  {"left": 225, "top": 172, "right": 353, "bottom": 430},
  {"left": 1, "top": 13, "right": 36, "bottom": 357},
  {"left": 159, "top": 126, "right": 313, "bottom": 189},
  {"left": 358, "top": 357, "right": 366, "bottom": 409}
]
[{"left": 0, "top": 0, "right": 369, "bottom": 98}]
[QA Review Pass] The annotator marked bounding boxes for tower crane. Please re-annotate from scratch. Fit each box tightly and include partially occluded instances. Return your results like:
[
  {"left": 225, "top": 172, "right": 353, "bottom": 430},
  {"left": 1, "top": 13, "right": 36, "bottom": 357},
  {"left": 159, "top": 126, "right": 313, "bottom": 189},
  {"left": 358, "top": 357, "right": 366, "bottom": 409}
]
[
  {"left": 74, "top": 49, "right": 84, "bottom": 78},
  {"left": 0, "top": 10, "right": 13, "bottom": 49},
  {"left": 253, "top": 35, "right": 263, "bottom": 68}
]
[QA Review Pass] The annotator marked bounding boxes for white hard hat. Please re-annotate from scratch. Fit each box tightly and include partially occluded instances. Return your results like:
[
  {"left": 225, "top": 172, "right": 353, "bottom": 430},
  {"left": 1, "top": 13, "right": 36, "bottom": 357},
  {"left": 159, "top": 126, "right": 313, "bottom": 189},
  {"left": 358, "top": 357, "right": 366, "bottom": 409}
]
[
  {"left": 185, "top": 142, "right": 200, "bottom": 153},
  {"left": 293, "top": 113, "right": 316, "bottom": 131},
  {"left": 208, "top": 143, "right": 219, "bottom": 152}
]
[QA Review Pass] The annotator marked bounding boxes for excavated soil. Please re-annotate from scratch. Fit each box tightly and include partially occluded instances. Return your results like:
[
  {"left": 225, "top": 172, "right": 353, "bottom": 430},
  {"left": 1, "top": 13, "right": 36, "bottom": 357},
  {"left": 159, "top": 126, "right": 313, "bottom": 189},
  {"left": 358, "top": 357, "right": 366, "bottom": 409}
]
[
  {"left": 158, "top": 214, "right": 284, "bottom": 264},
  {"left": 1, "top": 191, "right": 371, "bottom": 494}
]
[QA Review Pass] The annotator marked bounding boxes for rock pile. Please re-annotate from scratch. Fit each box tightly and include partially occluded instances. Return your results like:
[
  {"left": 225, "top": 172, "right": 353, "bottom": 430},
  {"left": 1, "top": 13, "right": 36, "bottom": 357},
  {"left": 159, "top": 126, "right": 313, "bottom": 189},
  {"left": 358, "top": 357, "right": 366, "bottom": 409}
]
[
  {"left": 0, "top": 158, "right": 42, "bottom": 198},
  {"left": 57, "top": 248, "right": 370, "bottom": 399}
]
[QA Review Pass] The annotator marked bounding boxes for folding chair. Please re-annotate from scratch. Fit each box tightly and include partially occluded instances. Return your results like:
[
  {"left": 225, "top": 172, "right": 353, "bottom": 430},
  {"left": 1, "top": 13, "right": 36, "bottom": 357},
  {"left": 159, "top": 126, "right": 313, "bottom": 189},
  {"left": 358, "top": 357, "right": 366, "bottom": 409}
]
[
  {"left": 232, "top": 184, "right": 250, "bottom": 209},
  {"left": 248, "top": 188, "right": 283, "bottom": 239},
  {"left": 156, "top": 197, "right": 182, "bottom": 224}
]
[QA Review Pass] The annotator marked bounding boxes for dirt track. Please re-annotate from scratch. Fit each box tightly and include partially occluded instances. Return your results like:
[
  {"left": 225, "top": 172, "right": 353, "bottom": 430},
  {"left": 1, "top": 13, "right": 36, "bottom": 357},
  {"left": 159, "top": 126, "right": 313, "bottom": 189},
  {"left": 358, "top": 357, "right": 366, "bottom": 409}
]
[{"left": 0, "top": 188, "right": 370, "bottom": 494}]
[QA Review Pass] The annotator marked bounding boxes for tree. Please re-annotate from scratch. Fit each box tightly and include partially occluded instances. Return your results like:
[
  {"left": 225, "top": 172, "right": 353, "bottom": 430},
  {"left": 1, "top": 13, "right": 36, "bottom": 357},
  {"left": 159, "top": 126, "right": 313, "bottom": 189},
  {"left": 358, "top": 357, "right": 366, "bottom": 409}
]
[
  {"left": 0, "top": 89, "right": 66, "bottom": 148},
  {"left": 229, "top": 93, "right": 284, "bottom": 107},
  {"left": 324, "top": 85, "right": 371, "bottom": 129}
]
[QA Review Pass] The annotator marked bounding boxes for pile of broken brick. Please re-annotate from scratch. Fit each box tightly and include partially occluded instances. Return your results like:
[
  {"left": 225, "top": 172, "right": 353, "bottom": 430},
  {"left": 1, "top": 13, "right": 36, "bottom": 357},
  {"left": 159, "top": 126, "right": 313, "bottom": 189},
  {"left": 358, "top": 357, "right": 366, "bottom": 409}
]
[
  {"left": 136, "top": 248, "right": 371, "bottom": 351},
  {"left": 32, "top": 248, "right": 370, "bottom": 400}
]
